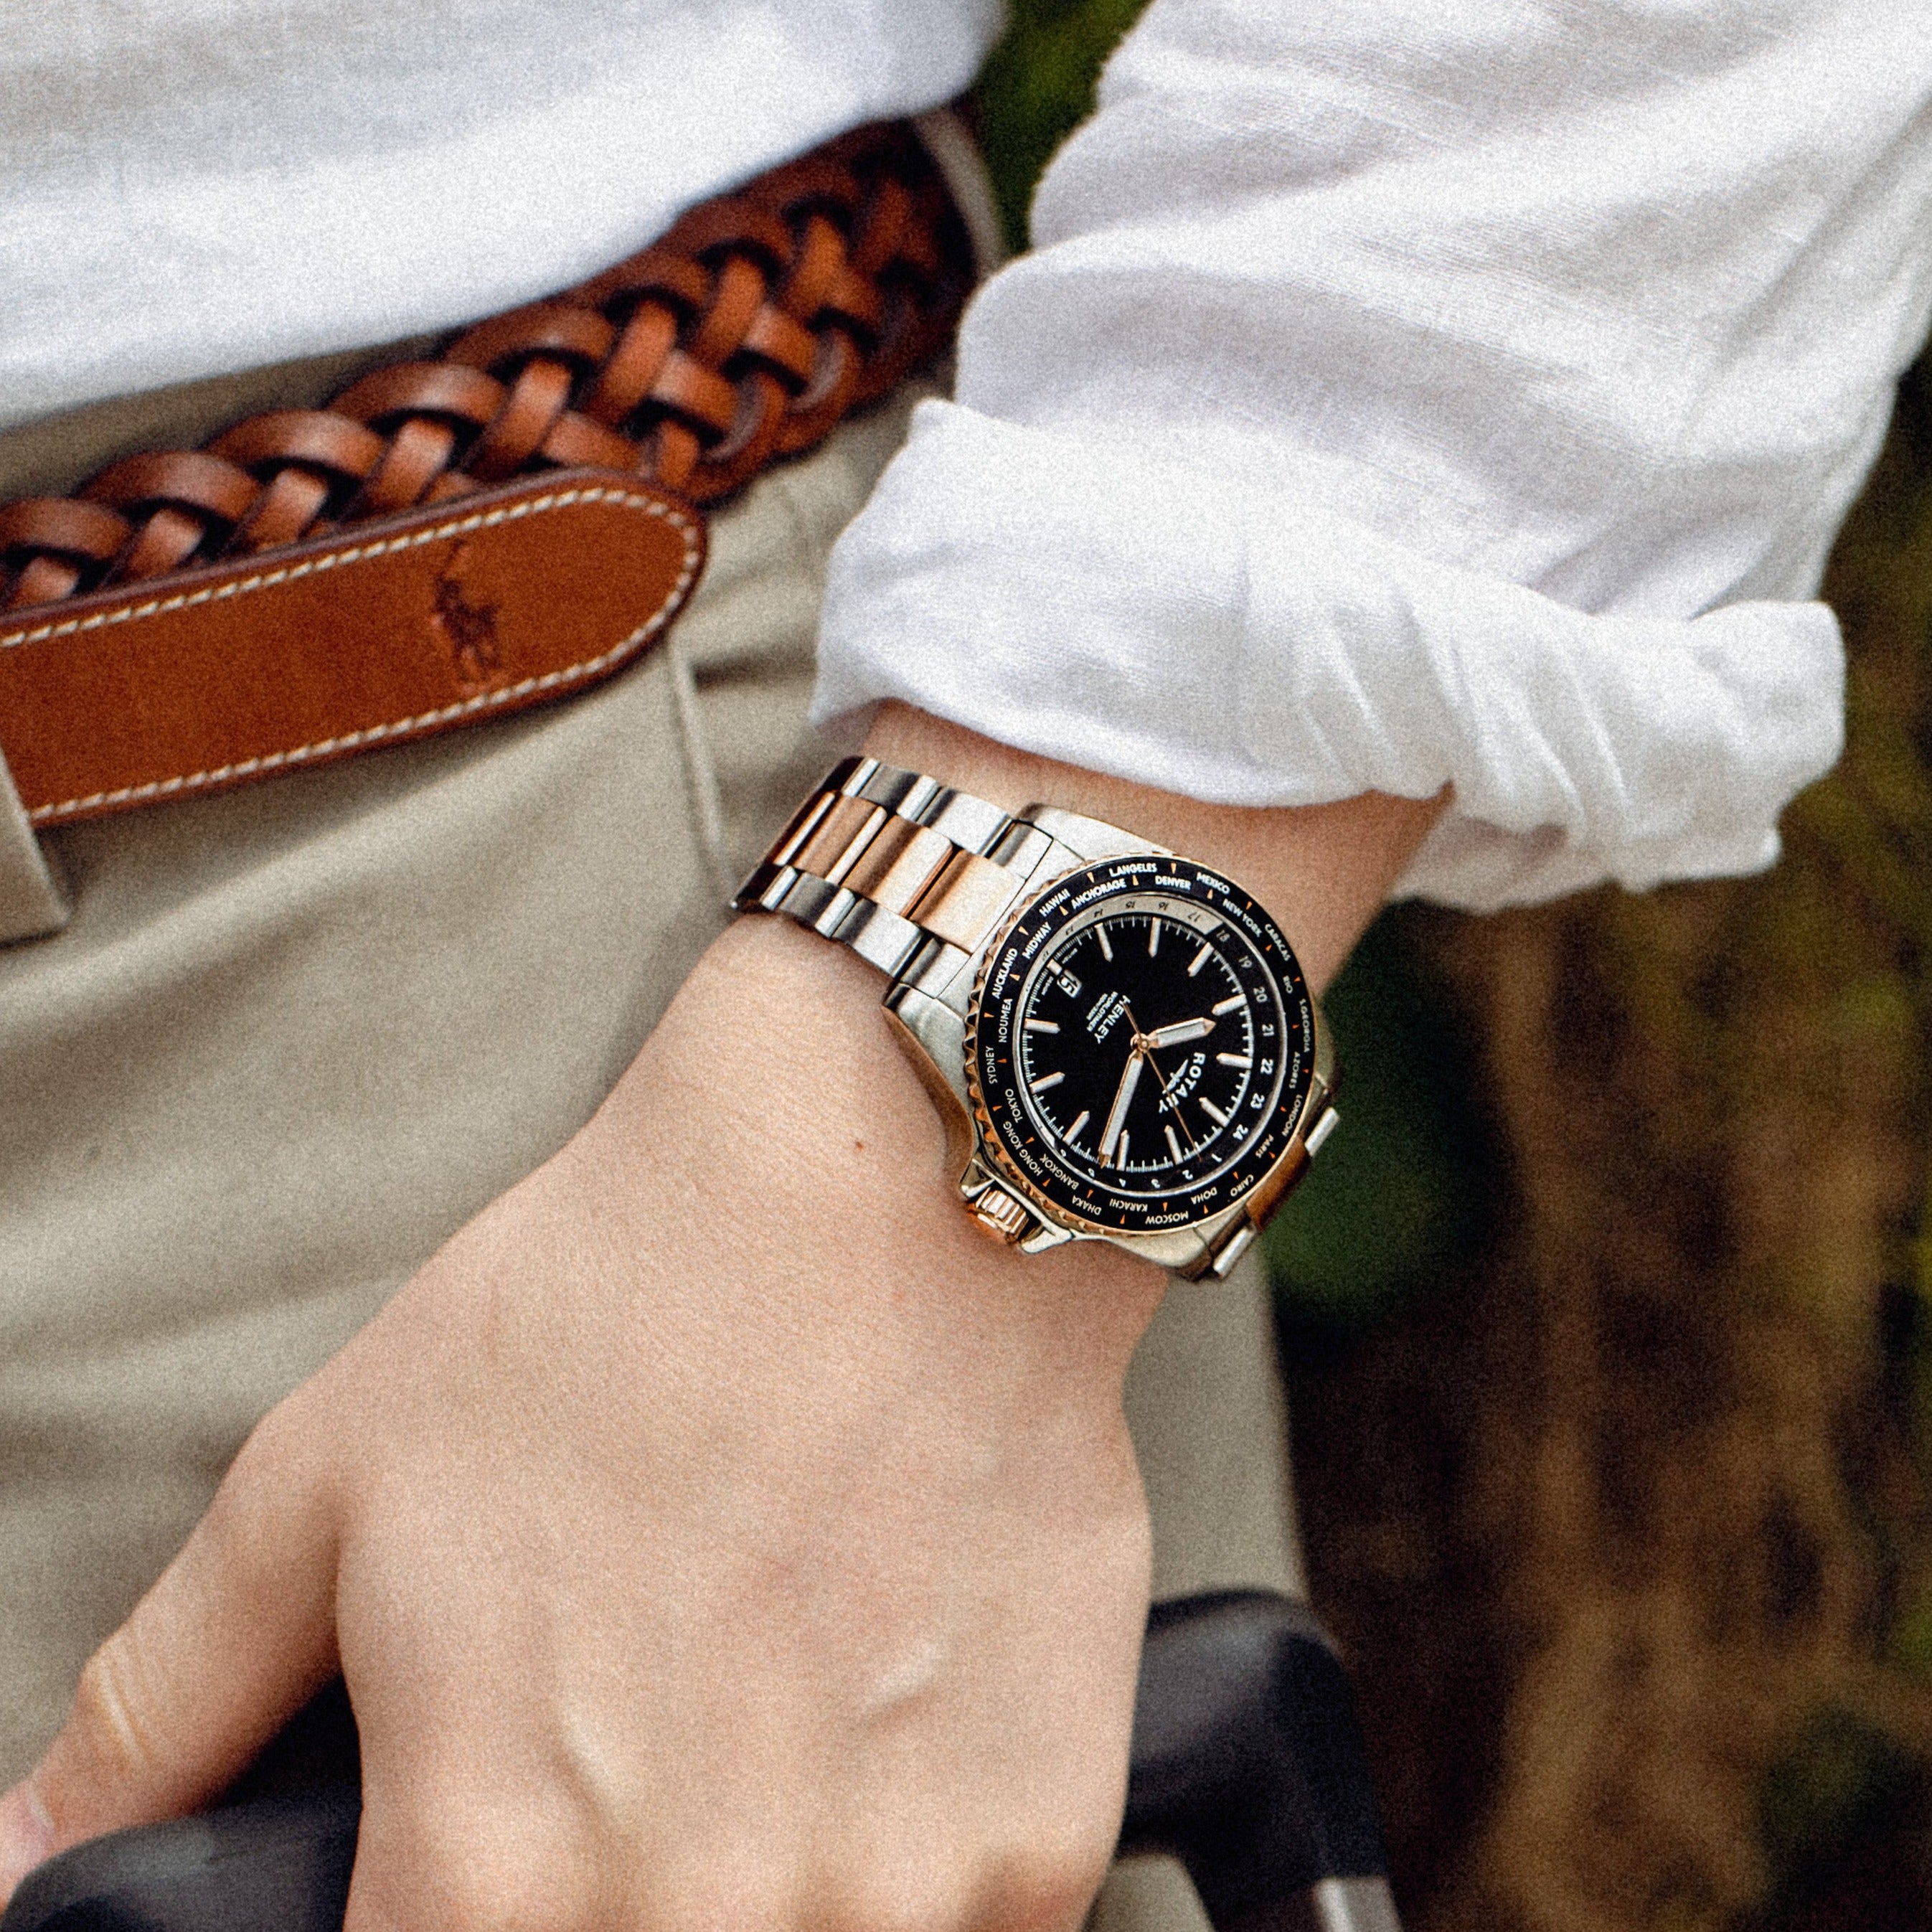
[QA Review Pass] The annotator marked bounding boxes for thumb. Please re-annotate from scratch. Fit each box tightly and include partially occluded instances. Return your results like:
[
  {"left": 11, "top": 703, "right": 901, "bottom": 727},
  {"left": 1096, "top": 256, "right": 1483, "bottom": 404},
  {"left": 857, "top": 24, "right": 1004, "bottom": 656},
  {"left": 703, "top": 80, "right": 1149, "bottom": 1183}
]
[{"left": 0, "top": 1400, "right": 342, "bottom": 1901}]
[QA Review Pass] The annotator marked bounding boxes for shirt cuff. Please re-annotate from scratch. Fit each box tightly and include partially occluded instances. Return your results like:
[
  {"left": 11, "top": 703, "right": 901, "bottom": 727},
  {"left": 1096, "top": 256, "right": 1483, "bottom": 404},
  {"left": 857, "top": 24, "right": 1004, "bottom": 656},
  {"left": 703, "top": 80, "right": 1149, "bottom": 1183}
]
[{"left": 812, "top": 400, "right": 1844, "bottom": 913}]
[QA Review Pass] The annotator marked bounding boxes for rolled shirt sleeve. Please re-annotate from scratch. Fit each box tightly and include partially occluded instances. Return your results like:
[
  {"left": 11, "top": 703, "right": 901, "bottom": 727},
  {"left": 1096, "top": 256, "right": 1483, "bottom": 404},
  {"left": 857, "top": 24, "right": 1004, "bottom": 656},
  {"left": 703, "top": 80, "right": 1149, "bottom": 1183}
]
[{"left": 814, "top": 0, "right": 1932, "bottom": 910}]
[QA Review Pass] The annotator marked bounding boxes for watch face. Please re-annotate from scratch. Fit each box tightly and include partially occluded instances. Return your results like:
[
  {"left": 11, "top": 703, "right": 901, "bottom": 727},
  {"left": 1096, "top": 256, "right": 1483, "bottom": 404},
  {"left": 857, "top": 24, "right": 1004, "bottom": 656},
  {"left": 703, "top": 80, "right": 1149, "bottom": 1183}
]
[{"left": 967, "top": 855, "right": 1318, "bottom": 1237}]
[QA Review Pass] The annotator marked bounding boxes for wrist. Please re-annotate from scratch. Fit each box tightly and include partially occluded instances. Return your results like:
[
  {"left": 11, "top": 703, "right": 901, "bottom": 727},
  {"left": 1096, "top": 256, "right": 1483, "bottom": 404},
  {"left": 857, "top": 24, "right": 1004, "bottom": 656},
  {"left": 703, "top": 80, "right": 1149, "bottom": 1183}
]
[
  {"left": 863, "top": 703, "right": 1445, "bottom": 993},
  {"left": 712, "top": 719, "right": 1437, "bottom": 1289},
  {"left": 588, "top": 910, "right": 1167, "bottom": 1393}
]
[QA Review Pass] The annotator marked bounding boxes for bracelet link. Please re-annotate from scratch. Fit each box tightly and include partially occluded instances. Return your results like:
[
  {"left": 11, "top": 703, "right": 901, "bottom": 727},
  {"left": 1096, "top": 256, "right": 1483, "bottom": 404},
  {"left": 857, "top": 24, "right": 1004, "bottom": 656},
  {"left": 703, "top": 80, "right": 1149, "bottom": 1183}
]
[{"left": 737, "top": 757, "right": 1032, "bottom": 972}]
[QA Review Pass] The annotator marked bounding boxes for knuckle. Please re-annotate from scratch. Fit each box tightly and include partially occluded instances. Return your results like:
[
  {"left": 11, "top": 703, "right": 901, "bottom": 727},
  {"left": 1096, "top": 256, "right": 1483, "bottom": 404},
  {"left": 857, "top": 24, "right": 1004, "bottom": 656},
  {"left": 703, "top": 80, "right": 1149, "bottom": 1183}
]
[
  {"left": 413, "top": 1826, "right": 590, "bottom": 1932},
  {"left": 192, "top": 1396, "right": 331, "bottom": 1578},
  {"left": 193, "top": 1437, "right": 281, "bottom": 1562},
  {"left": 438, "top": 1870, "right": 552, "bottom": 1932},
  {"left": 821, "top": 1854, "right": 977, "bottom": 1932},
  {"left": 67, "top": 1637, "right": 163, "bottom": 1790},
  {"left": 974, "top": 1840, "right": 1111, "bottom": 1932},
  {"left": 217, "top": 1398, "right": 308, "bottom": 1515},
  {"left": 627, "top": 1852, "right": 793, "bottom": 1932},
  {"left": 811, "top": 1806, "right": 1115, "bottom": 1932}
]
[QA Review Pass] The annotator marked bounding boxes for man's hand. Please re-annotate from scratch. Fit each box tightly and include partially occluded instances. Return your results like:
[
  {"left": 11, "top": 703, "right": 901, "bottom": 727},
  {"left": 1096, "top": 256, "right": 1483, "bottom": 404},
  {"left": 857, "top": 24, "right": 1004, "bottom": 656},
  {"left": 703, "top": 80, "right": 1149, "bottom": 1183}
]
[
  {"left": 0, "top": 918, "right": 1162, "bottom": 1930},
  {"left": 0, "top": 707, "right": 1440, "bottom": 1927}
]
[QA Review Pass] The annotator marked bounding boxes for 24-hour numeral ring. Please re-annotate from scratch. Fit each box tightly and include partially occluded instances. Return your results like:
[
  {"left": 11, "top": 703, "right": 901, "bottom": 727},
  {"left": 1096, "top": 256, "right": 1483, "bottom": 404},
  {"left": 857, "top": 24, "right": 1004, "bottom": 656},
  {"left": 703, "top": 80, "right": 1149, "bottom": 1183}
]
[{"left": 966, "top": 855, "right": 1318, "bottom": 1236}]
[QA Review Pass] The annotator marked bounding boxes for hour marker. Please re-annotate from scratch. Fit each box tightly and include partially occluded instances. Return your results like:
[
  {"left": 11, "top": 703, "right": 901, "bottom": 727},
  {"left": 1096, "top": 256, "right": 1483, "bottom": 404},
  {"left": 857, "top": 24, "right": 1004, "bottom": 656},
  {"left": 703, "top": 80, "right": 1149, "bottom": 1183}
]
[
  {"left": 1029, "top": 1070, "right": 1065, "bottom": 1093},
  {"left": 1147, "top": 918, "right": 1161, "bottom": 957},
  {"left": 1067, "top": 1110, "right": 1091, "bottom": 1143},
  {"left": 1200, "top": 1095, "right": 1230, "bottom": 1127},
  {"left": 1024, "top": 1017, "right": 1060, "bottom": 1034},
  {"left": 1216, "top": 1052, "right": 1251, "bottom": 1068},
  {"left": 1188, "top": 942, "right": 1212, "bottom": 977},
  {"left": 1211, "top": 994, "right": 1244, "bottom": 1016},
  {"left": 1164, "top": 1123, "right": 1183, "bottom": 1162},
  {"left": 1095, "top": 925, "right": 1113, "bottom": 962},
  {"left": 1114, "top": 1132, "right": 1131, "bottom": 1169}
]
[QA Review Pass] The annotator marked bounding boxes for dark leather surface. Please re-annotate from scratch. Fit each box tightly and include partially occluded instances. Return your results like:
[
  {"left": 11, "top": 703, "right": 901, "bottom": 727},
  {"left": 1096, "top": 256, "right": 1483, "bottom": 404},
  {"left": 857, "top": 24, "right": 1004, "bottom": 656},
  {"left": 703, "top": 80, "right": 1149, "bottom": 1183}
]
[{"left": 1123, "top": 1592, "right": 1390, "bottom": 1925}]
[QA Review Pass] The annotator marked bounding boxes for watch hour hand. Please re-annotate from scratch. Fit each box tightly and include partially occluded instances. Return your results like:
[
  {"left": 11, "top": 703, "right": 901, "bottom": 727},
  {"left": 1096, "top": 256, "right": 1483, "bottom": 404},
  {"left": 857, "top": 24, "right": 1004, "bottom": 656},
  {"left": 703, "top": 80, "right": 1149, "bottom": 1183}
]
[
  {"left": 1100, "top": 1048, "right": 1144, "bottom": 1163},
  {"left": 1144, "top": 1016, "right": 1215, "bottom": 1051}
]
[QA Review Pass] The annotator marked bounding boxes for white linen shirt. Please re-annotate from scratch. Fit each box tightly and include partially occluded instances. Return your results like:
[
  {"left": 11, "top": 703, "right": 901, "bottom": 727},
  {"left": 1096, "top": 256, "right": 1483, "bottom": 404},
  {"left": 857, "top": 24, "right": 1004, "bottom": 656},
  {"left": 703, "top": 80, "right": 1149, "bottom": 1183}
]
[
  {"left": 5, "top": 1, "right": 1928, "bottom": 909},
  {"left": 819, "top": 0, "right": 1932, "bottom": 906}
]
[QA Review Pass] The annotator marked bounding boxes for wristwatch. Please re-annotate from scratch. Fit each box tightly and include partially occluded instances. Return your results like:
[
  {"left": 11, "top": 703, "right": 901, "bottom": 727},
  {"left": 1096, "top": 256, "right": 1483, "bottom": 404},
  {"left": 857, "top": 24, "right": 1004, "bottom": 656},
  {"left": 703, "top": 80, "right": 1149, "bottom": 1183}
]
[{"left": 735, "top": 757, "right": 1338, "bottom": 1281}]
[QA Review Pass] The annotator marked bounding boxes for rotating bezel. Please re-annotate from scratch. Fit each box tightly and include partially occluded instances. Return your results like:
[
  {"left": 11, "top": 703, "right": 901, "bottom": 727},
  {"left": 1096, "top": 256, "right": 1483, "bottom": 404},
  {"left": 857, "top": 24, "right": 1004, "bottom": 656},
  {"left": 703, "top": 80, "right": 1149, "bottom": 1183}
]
[{"left": 965, "top": 854, "right": 1318, "bottom": 1238}]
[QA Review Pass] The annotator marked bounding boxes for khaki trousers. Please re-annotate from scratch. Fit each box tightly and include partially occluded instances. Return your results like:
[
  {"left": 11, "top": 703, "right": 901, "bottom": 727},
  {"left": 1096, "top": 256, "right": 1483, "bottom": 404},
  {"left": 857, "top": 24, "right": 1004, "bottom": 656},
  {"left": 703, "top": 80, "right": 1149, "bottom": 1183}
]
[{"left": 0, "top": 358, "right": 1305, "bottom": 1932}]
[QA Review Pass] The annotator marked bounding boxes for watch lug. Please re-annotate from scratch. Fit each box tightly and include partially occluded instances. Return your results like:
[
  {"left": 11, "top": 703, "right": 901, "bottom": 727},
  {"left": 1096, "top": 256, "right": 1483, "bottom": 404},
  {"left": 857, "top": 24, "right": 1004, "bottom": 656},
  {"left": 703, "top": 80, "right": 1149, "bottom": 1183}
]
[
  {"left": 1100, "top": 1203, "right": 1258, "bottom": 1281},
  {"left": 1017, "top": 1217, "right": 1076, "bottom": 1254},
  {"left": 882, "top": 991, "right": 975, "bottom": 1178},
  {"left": 1202, "top": 1218, "right": 1259, "bottom": 1280},
  {"left": 1022, "top": 804, "right": 1170, "bottom": 864},
  {"left": 883, "top": 981, "right": 968, "bottom": 1099},
  {"left": 1149, "top": 1218, "right": 1250, "bottom": 1282}
]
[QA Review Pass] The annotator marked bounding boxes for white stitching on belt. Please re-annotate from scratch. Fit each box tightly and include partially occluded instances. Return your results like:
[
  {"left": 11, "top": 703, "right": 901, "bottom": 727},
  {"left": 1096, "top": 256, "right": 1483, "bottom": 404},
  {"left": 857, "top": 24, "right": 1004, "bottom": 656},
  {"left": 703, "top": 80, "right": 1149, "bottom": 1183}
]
[{"left": 11, "top": 485, "right": 705, "bottom": 827}]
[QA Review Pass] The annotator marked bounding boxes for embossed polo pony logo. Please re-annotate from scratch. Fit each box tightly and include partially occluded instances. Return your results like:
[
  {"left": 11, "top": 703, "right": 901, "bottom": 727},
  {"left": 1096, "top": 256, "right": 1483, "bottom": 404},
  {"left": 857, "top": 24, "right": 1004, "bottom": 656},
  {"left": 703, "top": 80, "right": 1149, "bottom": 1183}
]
[{"left": 430, "top": 540, "right": 505, "bottom": 693}]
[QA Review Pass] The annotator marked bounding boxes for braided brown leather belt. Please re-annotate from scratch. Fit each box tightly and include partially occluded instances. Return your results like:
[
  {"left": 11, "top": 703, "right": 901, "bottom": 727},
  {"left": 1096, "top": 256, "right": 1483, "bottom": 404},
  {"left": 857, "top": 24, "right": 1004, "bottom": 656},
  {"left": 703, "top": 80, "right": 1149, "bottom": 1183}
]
[{"left": 0, "top": 120, "right": 974, "bottom": 832}]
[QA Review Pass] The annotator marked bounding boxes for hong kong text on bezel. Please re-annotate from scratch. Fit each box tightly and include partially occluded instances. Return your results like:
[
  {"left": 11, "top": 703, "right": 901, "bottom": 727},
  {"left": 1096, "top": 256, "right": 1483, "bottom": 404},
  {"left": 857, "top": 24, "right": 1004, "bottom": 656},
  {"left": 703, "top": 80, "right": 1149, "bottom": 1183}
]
[{"left": 965, "top": 855, "right": 1318, "bottom": 1237}]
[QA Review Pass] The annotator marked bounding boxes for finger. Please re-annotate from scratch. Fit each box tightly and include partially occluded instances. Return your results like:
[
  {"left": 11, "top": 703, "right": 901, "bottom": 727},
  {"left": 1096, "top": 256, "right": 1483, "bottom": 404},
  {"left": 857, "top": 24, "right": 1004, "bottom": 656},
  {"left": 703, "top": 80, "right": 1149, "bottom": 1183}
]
[
  {"left": 341, "top": 1789, "right": 598, "bottom": 1932},
  {"left": 0, "top": 1398, "right": 343, "bottom": 1900}
]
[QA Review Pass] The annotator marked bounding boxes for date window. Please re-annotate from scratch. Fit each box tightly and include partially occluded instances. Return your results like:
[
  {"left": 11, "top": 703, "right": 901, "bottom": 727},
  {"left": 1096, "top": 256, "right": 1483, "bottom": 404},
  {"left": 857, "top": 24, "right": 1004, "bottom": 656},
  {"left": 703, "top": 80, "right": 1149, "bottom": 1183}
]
[{"left": 1053, "top": 966, "right": 1083, "bottom": 1001}]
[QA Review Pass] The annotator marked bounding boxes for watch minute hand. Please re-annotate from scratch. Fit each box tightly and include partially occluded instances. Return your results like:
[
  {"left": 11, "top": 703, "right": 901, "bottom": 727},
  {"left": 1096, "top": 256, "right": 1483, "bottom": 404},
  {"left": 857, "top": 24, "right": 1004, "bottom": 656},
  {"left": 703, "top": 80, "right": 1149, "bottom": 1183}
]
[{"left": 1144, "top": 1016, "right": 1215, "bottom": 1051}]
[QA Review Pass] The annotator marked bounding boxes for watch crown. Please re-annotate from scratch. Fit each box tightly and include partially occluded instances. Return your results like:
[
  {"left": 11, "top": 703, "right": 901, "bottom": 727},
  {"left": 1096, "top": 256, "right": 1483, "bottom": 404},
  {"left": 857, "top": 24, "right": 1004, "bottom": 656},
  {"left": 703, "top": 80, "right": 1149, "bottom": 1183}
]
[{"left": 969, "top": 1185, "right": 1034, "bottom": 1244}]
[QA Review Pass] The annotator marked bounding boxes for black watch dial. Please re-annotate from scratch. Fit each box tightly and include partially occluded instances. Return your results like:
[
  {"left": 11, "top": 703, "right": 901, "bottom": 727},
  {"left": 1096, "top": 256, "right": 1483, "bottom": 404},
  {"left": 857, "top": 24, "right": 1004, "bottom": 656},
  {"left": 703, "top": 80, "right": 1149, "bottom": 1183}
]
[{"left": 968, "top": 855, "right": 1318, "bottom": 1236}]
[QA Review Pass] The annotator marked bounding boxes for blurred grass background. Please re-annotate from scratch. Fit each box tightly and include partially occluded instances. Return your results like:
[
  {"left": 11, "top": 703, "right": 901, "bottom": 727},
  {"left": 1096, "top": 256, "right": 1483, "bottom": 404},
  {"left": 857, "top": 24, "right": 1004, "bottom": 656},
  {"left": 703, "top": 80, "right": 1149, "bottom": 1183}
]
[{"left": 975, "top": 8, "right": 1932, "bottom": 1929}]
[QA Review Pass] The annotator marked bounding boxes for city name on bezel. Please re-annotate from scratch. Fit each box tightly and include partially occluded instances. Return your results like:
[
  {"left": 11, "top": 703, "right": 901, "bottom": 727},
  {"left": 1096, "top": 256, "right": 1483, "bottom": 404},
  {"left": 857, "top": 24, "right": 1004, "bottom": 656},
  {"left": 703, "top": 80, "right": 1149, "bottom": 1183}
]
[
  {"left": 981, "top": 1078, "right": 1300, "bottom": 1233},
  {"left": 978, "top": 1008, "right": 1311, "bottom": 1230},
  {"left": 967, "top": 858, "right": 1316, "bottom": 1233},
  {"left": 984, "top": 856, "right": 1286, "bottom": 1007},
  {"left": 984, "top": 1007, "right": 1310, "bottom": 1190}
]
